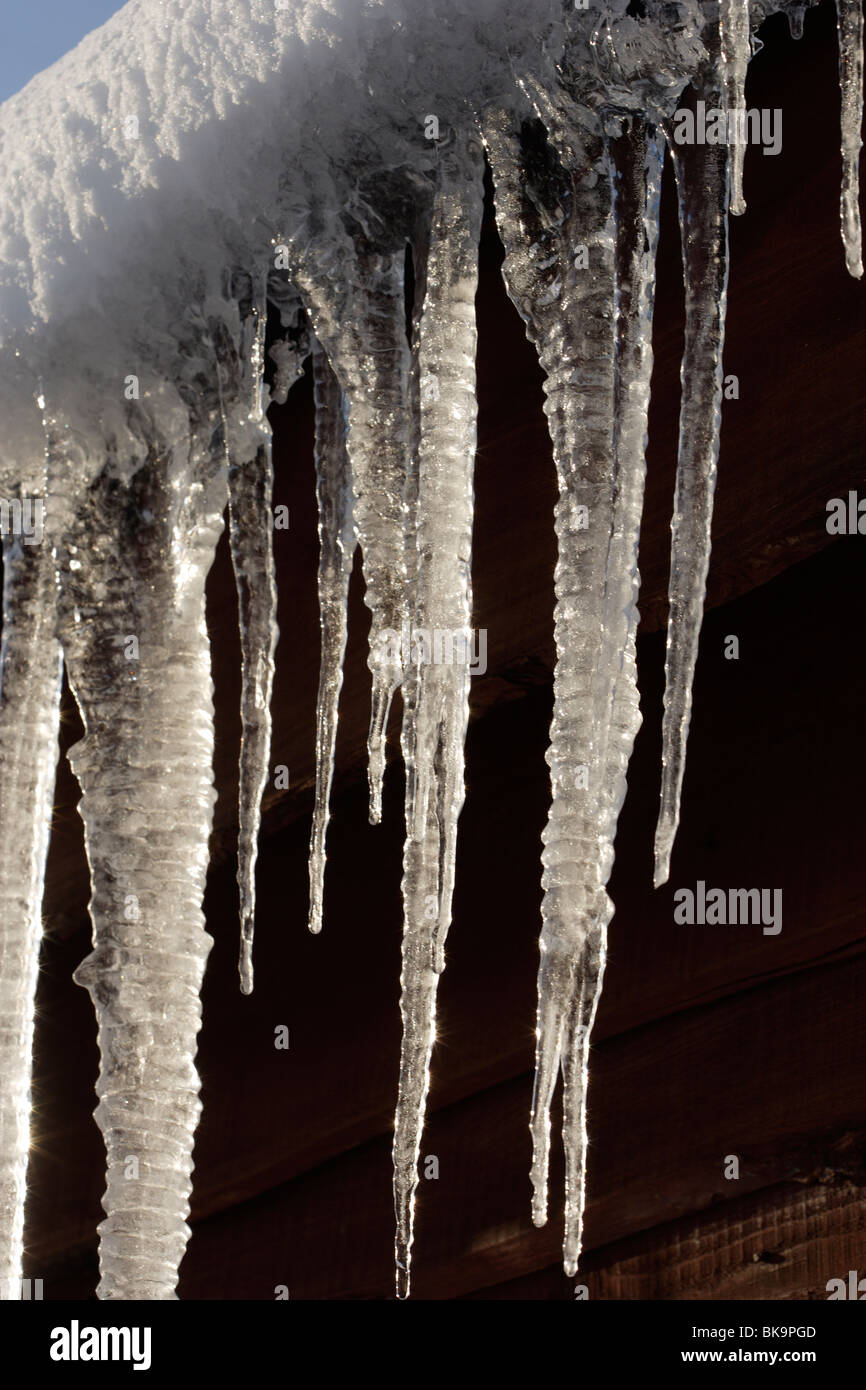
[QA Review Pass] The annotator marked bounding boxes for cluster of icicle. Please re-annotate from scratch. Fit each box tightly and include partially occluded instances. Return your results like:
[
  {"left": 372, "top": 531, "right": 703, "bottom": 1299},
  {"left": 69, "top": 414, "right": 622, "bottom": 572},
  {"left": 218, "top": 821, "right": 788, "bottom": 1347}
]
[{"left": 0, "top": 0, "right": 860, "bottom": 1300}]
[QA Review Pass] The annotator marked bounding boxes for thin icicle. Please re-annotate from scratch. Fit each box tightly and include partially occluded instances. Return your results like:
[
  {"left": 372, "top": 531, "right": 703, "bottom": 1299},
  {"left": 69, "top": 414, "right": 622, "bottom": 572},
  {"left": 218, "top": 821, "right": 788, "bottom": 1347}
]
[
  {"left": 293, "top": 245, "right": 414, "bottom": 828},
  {"left": 226, "top": 275, "right": 279, "bottom": 993},
  {"left": 308, "top": 338, "right": 355, "bottom": 936},
  {"left": 836, "top": 0, "right": 864, "bottom": 278},
  {"left": 599, "top": 116, "right": 666, "bottom": 857},
  {"left": 229, "top": 440, "right": 277, "bottom": 993},
  {"left": 654, "top": 105, "right": 731, "bottom": 888},
  {"left": 720, "top": 0, "right": 751, "bottom": 215},
  {"left": 607, "top": 116, "right": 665, "bottom": 789},
  {"left": 393, "top": 134, "right": 483, "bottom": 1299},
  {"left": 403, "top": 227, "right": 431, "bottom": 705},
  {"left": 0, "top": 527, "right": 62, "bottom": 1299}
]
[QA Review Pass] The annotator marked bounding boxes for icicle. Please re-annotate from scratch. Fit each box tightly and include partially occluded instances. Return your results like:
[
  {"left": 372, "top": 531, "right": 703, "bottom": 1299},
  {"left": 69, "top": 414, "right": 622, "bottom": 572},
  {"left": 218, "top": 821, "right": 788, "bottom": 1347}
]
[
  {"left": 308, "top": 338, "right": 355, "bottom": 936},
  {"left": 229, "top": 439, "right": 277, "bottom": 993},
  {"left": 484, "top": 110, "right": 613, "bottom": 1265},
  {"left": 0, "top": 528, "right": 62, "bottom": 1299},
  {"left": 484, "top": 105, "right": 663, "bottom": 1275},
  {"left": 654, "top": 104, "right": 731, "bottom": 888},
  {"left": 720, "top": 0, "right": 751, "bottom": 215},
  {"left": 293, "top": 246, "right": 413, "bottom": 828},
  {"left": 553, "top": 116, "right": 665, "bottom": 1273},
  {"left": 788, "top": 6, "right": 805, "bottom": 40},
  {"left": 836, "top": 0, "right": 864, "bottom": 278},
  {"left": 52, "top": 382, "right": 227, "bottom": 1298},
  {"left": 225, "top": 276, "right": 279, "bottom": 994},
  {"left": 392, "top": 134, "right": 484, "bottom": 1299},
  {"left": 607, "top": 117, "right": 665, "bottom": 797},
  {"left": 527, "top": 135, "right": 617, "bottom": 1275}
]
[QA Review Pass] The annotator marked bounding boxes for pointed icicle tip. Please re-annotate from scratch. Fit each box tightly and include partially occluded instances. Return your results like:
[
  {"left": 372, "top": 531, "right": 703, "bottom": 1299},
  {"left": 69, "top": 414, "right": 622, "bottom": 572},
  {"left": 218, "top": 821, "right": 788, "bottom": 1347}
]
[
  {"left": 531, "top": 1201, "right": 548, "bottom": 1230},
  {"left": 653, "top": 835, "right": 672, "bottom": 890},
  {"left": 654, "top": 804, "right": 676, "bottom": 887},
  {"left": 227, "top": 289, "right": 279, "bottom": 996},
  {"left": 719, "top": 0, "right": 751, "bottom": 216},
  {"left": 308, "top": 339, "right": 354, "bottom": 936},
  {"left": 655, "top": 112, "right": 730, "bottom": 886},
  {"left": 239, "top": 936, "right": 254, "bottom": 995}
]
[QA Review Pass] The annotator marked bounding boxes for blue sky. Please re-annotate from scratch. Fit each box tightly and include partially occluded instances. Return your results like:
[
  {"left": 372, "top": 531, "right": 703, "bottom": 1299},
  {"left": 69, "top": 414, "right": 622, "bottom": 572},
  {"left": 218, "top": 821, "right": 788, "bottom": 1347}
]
[{"left": 0, "top": 2, "right": 125, "bottom": 105}]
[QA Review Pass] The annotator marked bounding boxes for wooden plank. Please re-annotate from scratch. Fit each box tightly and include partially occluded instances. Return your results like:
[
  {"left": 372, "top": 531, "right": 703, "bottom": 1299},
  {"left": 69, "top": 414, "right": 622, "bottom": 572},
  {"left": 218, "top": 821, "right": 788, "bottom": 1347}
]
[
  {"left": 28, "top": 949, "right": 866, "bottom": 1298},
  {"left": 464, "top": 1178, "right": 866, "bottom": 1300}
]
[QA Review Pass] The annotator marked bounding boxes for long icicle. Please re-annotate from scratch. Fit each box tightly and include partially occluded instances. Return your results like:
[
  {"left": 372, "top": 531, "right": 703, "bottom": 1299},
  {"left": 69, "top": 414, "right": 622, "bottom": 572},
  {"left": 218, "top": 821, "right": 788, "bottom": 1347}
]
[
  {"left": 56, "top": 384, "right": 227, "bottom": 1297},
  {"left": 654, "top": 96, "right": 731, "bottom": 888},
  {"left": 606, "top": 115, "right": 666, "bottom": 807},
  {"left": 226, "top": 277, "right": 280, "bottom": 993},
  {"left": 308, "top": 337, "right": 355, "bottom": 935},
  {"left": 527, "top": 134, "right": 617, "bottom": 1273},
  {"left": 484, "top": 110, "right": 615, "bottom": 1257},
  {"left": 294, "top": 246, "right": 413, "bottom": 830},
  {"left": 0, "top": 526, "right": 62, "bottom": 1298},
  {"left": 560, "top": 115, "right": 664, "bottom": 1275},
  {"left": 393, "top": 134, "right": 484, "bottom": 1299},
  {"left": 720, "top": 0, "right": 751, "bottom": 215},
  {"left": 484, "top": 104, "right": 663, "bottom": 1273},
  {"left": 836, "top": 0, "right": 864, "bottom": 278}
]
